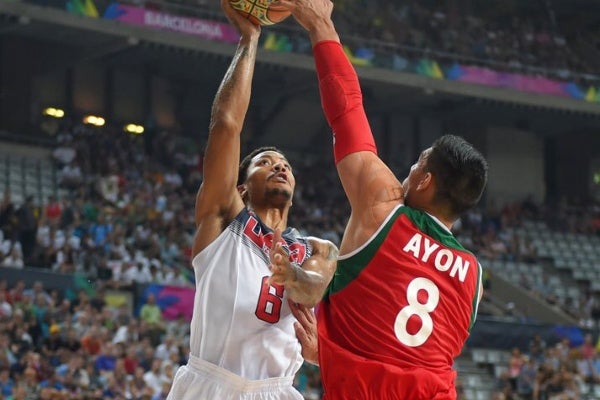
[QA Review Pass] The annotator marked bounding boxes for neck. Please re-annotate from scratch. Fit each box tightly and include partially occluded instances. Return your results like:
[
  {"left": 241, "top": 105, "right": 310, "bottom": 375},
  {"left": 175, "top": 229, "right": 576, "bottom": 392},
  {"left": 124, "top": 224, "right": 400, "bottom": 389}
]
[
  {"left": 418, "top": 205, "right": 454, "bottom": 232},
  {"left": 251, "top": 206, "right": 289, "bottom": 231}
]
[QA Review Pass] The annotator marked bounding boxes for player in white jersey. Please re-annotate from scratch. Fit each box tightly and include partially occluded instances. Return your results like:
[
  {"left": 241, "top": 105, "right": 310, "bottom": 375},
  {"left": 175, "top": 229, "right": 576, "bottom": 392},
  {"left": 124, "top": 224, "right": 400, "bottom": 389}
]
[{"left": 166, "top": 1, "right": 338, "bottom": 399}]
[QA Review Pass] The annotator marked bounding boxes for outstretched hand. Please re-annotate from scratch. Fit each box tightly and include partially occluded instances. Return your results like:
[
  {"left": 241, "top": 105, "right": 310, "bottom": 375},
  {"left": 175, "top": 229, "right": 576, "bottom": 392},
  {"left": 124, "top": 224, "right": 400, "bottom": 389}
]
[
  {"left": 289, "top": 300, "right": 319, "bottom": 365},
  {"left": 221, "top": 0, "right": 261, "bottom": 38},
  {"left": 268, "top": 229, "right": 297, "bottom": 287},
  {"left": 272, "top": 0, "right": 333, "bottom": 33}
]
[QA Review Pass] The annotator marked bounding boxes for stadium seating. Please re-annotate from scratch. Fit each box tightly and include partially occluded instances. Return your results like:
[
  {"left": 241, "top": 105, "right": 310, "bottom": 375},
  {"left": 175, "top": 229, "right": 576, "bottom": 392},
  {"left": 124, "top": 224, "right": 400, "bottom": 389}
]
[{"left": 0, "top": 144, "right": 59, "bottom": 206}]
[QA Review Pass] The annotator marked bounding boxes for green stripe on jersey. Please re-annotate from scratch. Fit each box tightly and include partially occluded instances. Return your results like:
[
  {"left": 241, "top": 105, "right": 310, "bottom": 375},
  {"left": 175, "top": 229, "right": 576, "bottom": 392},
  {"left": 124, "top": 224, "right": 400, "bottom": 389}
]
[{"left": 324, "top": 206, "right": 473, "bottom": 299}]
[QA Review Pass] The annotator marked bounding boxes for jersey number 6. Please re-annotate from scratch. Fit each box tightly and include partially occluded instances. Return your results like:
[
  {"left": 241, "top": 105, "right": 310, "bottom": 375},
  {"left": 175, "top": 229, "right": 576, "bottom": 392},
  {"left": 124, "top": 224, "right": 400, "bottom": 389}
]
[
  {"left": 255, "top": 276, "right": 284, "bottom": 323},
  {"left": 394, "top": 277, "right": 440, "bottom": 347}
]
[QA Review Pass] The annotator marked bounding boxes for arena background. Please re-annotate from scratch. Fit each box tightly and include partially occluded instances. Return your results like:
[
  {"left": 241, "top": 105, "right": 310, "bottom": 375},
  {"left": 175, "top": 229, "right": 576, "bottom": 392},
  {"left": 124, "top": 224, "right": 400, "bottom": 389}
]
[{"left": 1, "top": 0, "right": 600, "bottom": 398}]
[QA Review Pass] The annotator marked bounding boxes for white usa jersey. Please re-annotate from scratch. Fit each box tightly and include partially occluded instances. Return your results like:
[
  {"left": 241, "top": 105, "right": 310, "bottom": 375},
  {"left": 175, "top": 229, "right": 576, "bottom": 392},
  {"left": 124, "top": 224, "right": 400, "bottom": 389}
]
[{"left": 189, "top": 208, "right": 312, "bottom": 380}]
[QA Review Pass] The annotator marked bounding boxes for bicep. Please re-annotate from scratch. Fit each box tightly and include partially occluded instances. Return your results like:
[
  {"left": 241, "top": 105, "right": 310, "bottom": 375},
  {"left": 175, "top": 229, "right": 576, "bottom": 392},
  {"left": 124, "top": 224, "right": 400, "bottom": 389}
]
[
  {"left": 192, "top": 125, "right": 245, "bottom": 256},
  {"left": 195, "top": 125, "right": 243, "bottom": 224}
]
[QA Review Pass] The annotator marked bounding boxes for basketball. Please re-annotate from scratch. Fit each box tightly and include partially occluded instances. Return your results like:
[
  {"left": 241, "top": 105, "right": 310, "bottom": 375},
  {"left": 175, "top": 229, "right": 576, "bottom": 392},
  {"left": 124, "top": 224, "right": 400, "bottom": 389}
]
[{"left": 229, "top": 0, "right": 291, "bottom": 26}]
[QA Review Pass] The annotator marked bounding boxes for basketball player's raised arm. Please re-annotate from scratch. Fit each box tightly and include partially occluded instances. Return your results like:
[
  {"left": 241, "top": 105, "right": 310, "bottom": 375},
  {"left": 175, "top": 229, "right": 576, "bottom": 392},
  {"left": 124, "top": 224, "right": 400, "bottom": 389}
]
[
  {"left": 280, "top": 0, "right": 403, "bottom": 247},
  {"left": 192, "top": 0, "right": 261, "bottom": 257}
]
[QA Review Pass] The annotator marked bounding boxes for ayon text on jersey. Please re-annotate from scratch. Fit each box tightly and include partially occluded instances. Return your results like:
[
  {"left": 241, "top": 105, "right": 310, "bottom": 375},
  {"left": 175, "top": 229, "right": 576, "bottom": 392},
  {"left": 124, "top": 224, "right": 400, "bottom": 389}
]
[{"left": 402, "top": 233, "right": 469, "bottom": 283}]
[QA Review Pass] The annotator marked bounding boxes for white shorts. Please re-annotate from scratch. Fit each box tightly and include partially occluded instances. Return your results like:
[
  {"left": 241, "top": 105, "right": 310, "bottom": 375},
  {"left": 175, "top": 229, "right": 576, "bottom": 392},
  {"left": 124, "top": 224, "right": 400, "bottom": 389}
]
[{"left": 166, "top": 355, "right": 304, "bottom": 400}]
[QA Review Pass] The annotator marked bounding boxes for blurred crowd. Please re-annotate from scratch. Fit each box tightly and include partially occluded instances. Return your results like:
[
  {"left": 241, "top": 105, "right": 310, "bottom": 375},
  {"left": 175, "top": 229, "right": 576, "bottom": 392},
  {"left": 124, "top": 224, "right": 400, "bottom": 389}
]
[
  {"left": 1, "top": 119, "right": 600, "bottom": 398},
  {"left": 459, "top": 196, "right": 600, "bottom": 327},
  {"left": 0, "top": 277, "right": 189, "bottom": 399},
  {"left": 329, "top": 0, "right": 596, "bottom": 80},
  {"left": 0, "top": 119, "right": 348, "bottom": 399},
  {"left": 157, "top": 0, "right": 599, "bottom": 83},
  {"left": 489, "top": 333, "right": 600, "bottom": 400}
]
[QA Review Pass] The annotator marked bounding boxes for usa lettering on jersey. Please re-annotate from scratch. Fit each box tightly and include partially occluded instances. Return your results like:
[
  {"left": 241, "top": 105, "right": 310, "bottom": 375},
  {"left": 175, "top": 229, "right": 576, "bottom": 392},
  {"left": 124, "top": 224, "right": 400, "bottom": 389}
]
[{"left": 242, "top": 215, "right": 307, "bottom": 264}]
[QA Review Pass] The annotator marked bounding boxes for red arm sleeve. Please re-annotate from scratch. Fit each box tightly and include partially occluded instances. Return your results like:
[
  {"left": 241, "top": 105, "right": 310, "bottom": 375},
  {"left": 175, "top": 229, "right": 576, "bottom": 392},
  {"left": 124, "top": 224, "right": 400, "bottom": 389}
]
[{"left": 313, "top": 40, "right": 377, "bottom": 164}]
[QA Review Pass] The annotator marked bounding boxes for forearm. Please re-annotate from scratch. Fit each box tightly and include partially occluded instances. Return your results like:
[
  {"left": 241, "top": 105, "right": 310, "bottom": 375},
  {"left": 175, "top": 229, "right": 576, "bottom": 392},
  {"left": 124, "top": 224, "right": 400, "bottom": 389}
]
[
  {"left": 285, "top": 261, "right": 330, "bottom": 307},
  {"left": 308, "top": 19, "right": 339, "bottom": 46},
  {"left": 286, "top": 242, "right": 337, "bottom": 307},
  {"left": 313, "top": 40, "right": 376, "bottom": 163},
  {"left": 209, "top": 34, "right": 259, "bottom": 134}
]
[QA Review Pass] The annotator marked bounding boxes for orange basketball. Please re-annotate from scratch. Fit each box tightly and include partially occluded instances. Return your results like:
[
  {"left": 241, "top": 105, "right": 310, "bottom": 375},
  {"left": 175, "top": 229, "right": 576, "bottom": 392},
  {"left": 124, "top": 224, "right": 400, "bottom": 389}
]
[{"left": 229, "top": 0, "right": 291, "bottom": 26}]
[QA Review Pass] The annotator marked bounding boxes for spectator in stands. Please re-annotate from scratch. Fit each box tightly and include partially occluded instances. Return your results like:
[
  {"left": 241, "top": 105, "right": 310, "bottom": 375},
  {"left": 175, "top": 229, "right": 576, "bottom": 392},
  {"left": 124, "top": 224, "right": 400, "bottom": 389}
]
[
  {"left": 529, "top": 334, "right": 547, "bottom": 364},
  {"left": 52, "top": 137, "right": 77, "bottom": 166},
  {"left": 580, "top": 333, "right": 596, "bottom": 361},
  {"left": 23, "top": 281, "right": 51, "bottom": 307},
  {"left": 80, "top": 326, "right": 102, "bottom": 356},
  {"left": 40, "top": 324, "right": 64, "bottom": 367},
  {"left": 0, "top": 191, "right": 19, "bottom": 248},
  {"left": 94, "top": 342, "right": 118, "bottom": 374},
  {"left": 0, "top": 366, "right": 13, "bottom": 397},
  {"left": 508, "top": 347, "right": 525, "bottom": 392},
  {"left": 58, "top": 162, "right": 83, "bottom": 190},
  {"left": 143, "top": 358, "right": 163, "bottom": 397},
  {"left": 44, "top": 196, "right": 62, "bottom": 225},
  {"left": 1, "top": 245, "right": 23, "bottom": 269},
  {"left": 516, "top": 356, "right": 537, "bottom": 399},
  {"left": 20, "top": 366, "right": 40, "bottom": 397},
  {"left": 155, "top": 335, "right": 178, "bottom": 362},
  {"left": 139, "top": 293, "right": 164, "bottom": 347},
  {"left": 56, "top": 354, "right": 88, "bottom": 391},
  {"left": 16, "top": 196, "right": 37, "bottom": 266}
]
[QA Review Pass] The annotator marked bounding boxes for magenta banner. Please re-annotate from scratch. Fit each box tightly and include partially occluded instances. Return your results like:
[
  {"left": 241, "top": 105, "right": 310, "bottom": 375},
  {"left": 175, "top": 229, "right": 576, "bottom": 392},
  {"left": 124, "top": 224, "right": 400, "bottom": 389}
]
[
  {"left": 142, "top": 284, "right": 195, "bottom": 321},
  {"left": 104, "top": 3, "right": 240, "bottom": 43},
  {"left": 446, "top": 64, "right": 572, "bottom": 98}
]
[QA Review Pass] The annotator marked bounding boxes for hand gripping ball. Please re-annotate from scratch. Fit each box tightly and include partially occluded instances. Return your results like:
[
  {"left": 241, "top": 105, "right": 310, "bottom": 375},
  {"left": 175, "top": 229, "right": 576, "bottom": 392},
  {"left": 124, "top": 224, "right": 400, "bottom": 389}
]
[{"left": 229, "top": 0, "right": 291, "bottom": 26}]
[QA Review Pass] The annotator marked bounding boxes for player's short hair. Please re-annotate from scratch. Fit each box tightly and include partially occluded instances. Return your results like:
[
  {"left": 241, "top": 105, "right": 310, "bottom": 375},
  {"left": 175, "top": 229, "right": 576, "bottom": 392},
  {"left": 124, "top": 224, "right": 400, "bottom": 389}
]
[
  {"left": 427, "top": 135, "right": 488, "bottom": 218},
  {"left": 237, "top": 146, "right": 287, "bottom": 186}
]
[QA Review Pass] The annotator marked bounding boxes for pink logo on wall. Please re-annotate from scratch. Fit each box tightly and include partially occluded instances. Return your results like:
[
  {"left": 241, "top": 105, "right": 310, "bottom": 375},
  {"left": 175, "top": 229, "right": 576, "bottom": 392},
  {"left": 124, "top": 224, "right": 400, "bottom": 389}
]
[
  {"left": 446, "top": 64, "right": 572, "bottom": 98},
  {"left": 104, "top": 3, "right": 240, "bottom": 43}
]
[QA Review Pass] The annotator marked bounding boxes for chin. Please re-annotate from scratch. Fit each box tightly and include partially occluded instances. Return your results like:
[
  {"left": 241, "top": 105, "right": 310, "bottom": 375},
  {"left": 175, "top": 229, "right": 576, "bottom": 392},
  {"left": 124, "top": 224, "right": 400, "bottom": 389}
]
[{"left": 267, "top": 188, "right": 292, "bottom": 202}]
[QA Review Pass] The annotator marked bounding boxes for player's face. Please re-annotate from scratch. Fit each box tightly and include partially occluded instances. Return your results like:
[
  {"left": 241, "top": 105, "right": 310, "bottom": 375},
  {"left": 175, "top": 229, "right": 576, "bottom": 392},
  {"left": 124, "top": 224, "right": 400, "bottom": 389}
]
[
  {"left": 246, "top": 151, "right": 295, "bottom": 203},
  {"left": 402, "top": 148, "right": 431, "bottom": 207}
]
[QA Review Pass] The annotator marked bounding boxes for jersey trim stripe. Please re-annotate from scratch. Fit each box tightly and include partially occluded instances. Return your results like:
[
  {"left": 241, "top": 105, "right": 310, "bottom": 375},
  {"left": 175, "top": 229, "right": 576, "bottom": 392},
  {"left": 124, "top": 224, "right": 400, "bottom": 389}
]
[
  {"left": 338, "top": 204, "right": 403, "bottom": 261},
  {"left": 324, "top": 205, "right": 403, "bottom": 300},
  {"left": 469, "top": 262, "right": 483, "bottom": 331}
]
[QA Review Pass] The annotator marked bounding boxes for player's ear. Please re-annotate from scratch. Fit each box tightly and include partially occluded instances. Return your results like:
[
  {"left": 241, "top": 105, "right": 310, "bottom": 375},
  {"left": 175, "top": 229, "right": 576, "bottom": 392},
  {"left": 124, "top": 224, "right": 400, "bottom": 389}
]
[
  {"left": 416, "top": 172, "right": 432, "bottom": 192},
  {"left": 237, "top": 184, "right": 248, "bottom": 202}
]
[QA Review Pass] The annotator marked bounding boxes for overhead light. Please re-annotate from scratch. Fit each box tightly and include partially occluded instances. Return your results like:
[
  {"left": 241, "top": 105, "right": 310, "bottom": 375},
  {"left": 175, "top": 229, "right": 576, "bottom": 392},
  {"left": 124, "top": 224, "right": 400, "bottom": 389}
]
[
  {"left": 43, "top": 107, "right": 65, "bottom": 118},
  {"left": 124, "top": 123, "right": 144, "bottom": 135},
  {"left": 83, "top": 115, "right": 105, "bottom": 126}
]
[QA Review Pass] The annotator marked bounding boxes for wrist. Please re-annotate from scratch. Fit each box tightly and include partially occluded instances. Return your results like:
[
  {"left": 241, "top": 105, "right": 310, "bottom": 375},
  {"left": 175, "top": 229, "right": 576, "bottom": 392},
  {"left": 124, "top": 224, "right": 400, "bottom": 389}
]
[
  {"left": 239, "top": 31, "right": 261, "bottom": 44},
  {"left": 309, "top": 20, "right": 339, "bottom": 45},
  {"left": 291, "top": 262, "right": 301, "bottom": 283}
]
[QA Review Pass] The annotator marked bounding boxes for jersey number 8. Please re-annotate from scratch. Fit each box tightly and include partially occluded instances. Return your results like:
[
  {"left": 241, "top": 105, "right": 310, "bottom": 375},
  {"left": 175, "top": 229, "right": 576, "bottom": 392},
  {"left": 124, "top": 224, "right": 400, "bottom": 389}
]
[{"left": 394, "top": 277, "right": 439, "bottom": 347}]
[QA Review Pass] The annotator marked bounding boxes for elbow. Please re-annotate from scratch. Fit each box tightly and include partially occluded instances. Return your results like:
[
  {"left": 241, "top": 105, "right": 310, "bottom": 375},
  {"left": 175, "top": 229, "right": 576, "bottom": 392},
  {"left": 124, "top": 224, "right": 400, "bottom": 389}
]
[{"left": 209, "top": 113, "right": 243, "bottom": 136}]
